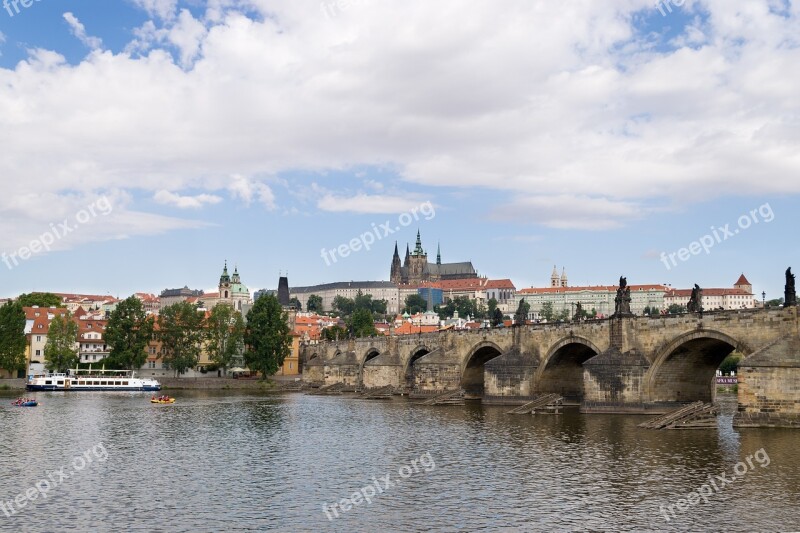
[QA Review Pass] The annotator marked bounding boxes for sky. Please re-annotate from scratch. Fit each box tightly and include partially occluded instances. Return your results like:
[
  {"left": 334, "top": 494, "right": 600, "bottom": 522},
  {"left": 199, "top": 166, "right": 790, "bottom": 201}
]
[{"left": 0, "top": 0, "right": 798, "bottom": 300}]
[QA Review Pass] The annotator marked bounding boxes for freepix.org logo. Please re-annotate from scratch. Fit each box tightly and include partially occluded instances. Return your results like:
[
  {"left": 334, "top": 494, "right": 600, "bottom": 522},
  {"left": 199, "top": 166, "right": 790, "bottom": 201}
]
[
  {"left": 1, "top": 196, "right": 113, "bottom": 270},
  {"left": 3, "top": 0, "right": 43, "bottom": 18}
]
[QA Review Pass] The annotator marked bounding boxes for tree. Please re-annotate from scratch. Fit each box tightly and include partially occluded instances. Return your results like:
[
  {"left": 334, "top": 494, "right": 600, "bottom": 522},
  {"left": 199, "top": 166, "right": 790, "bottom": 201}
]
[
  {"left": 44, "top": 312, "right": 79, "bottom": 373},
  {"left": 667, "top": 304, "right": 687, "bottom": 314},
  {"left": 289, "top": 297, "right": 302, "bottom": 311},
  {"left": 322, "top": 325, "right": 348, "bottom": 341},
  {"left": 17, "top": 292, "right": 63, "bottom": 308},
  {"left": 0, "top": 302, "right": 27, "bottom": 376},
  {"left": 540, "top": 302, "right": 555, "bottom": 321},
  {"left": 487, "top": 298, "right": 498, "bottom": 317},
  {"left": 371, "top": 299, "right": 388, "bottom": 316},
  {"left": 307, "top": 294, "right": 323, "bottom": 313},
  {"left": 348, "top": 308, "right": 378, "bottom": 338},
  {"left": 766, "top": 298, "right": 784, "bottom": 308},
  {"left": 332, "top": 295, "right": 355, "bottom": 316},
  {"left": 205, "top": 304, "right": 245, "bottom": 374},
  {"left": 514, "top": 299, "right": 530, "bottom": 325},
  {"left": 105, "top": 296, "right": 155, "bottom": 370},
  {"left": 244, "top": 294, "right": 292, "bottom": 378},
  {"left": 404, "top": 294, "right": 428, "bottom": 315},
  {"left": 491, "top": 307, "right": 504, "bottom": 327},
  {"left": 158, "top": 301, "right": 206, "bottom": 376},
  {"left": 719, "top": 352, "right": 742, "bottom": 376}
]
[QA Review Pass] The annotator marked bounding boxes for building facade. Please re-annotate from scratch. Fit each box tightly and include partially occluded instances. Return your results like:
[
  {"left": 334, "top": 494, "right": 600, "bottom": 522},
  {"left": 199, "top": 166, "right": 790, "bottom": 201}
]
[{"left": 290, "top": 281, "right": 401, "bottom": 315}]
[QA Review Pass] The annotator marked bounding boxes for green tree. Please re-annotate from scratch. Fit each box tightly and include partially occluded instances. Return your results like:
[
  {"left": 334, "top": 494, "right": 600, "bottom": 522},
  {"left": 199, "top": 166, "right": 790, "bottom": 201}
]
[
  {"left": 0, "top": 302, "right": 27, "bottom": 376},
  {"left": 44, "top": 312, "right": 79, "bottom": 373},
  {"left": 322, "top": 325, "right": 348, "bottom": 341},
  {"left": 404, "top": 294, "right": 428, "bottom": 315},
  {"left": 667, "top": 304, "right": 687, "bottom": 314},
  {"left": 158, "top": 301, "right": 206, "bottom": 376},
  {"left": 307, "top": 294, "right": 323, "bottom": 313},
  {"left": 719, "top": 352, "right": 742, "bottom": 375},
  {"left": 514, "top": 299, "right": 530, "bottom": 325},
  {"left": 347, "top": 308, "right": 378, "bottom": 338},
  {"left": 371, "top": 299, "right": 388, "bottom": 316},
  {"left": 541, "top": 302, "right": 555, "bottom": 321},
  {"left": 766, "top": 298, "right": 784, "bottom": 308},
  {"left": 332, "top": 295, "right": 355, "bottom": 316},
  {"left": 289, "top": 297, "right": 302, "bottom": 311},
  {"left": 206, "top": 304, "right": 245, "bottom": 374},
  {"left": 244, "top": 294, "right": 292, "bottom": 378},
  {"left": 105, "top": 296, "right": 155, "bottom": 370},
  {"left": 487, "top": 298, "right": 498, "bottom": 317},
  {"left": 491, "top": 307, "right": 504, "bottom": 327},
  {"left": 17, "top": 292, "right": 63, "bottom": 308}
]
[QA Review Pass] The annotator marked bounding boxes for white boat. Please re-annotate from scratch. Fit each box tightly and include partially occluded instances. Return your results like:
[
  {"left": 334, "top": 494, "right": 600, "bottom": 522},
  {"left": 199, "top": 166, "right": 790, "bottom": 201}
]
[{"left": 26, "top": 368, "right": 160, "bottom": 392}]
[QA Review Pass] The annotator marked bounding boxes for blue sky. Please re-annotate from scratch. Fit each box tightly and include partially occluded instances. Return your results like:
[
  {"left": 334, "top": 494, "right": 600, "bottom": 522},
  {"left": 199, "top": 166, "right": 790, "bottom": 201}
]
[{"left": 0, "top": 0, "right": 798, "bottom": 300}]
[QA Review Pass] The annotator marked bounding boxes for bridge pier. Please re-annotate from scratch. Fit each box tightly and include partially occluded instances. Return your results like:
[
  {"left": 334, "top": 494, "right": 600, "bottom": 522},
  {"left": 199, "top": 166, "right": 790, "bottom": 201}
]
[
  {"left": 735, "top": 336, "right": 800, "bottom": 428},
  {"left": 483, "top": 348, "right": 538, "bottom": 405}
]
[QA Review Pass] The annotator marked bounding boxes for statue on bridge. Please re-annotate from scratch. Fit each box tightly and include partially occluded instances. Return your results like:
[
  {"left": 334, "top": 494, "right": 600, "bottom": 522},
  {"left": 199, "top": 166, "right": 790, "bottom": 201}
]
[
  {"left": 785, "top": 267, "right": 797, "bottom": 307},
  {"left": 613, "top": 276, "right": 633, "bottom": 317},
  {"left": 687, "top": 284, "right": 703, "bottom": 313}
]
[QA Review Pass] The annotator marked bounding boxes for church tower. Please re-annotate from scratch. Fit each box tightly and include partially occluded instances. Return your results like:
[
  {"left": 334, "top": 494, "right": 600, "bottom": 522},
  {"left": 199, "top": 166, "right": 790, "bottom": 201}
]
[
  {"left": 219, "top": 260, "right": 231, "bottom": 299},
  {"left": 390, "top": 242, "right": 403, "bottom": 284},
  {"left": 550, "top": 265, "right": 560, "bottom": 288}
]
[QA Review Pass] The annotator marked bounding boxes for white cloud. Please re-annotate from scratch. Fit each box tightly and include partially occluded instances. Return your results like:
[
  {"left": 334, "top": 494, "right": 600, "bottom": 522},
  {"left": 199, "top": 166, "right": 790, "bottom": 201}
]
[
  {"left": 63, "top": 13, "right": 103, "bottom": 50},
  {"left": 318, "top": 194, "right": 429, "bottom": 214},
  {"left": 0, "top": 0, "right": 799, "bottom": 239},
  {"left": 130, "top": 0, "right": 179, "bottom": 21},
  {"left": 227, "top": 174, "right": 276, "bottom": 209},
  {"left": 154, "top": 190, "right": 222, "bottom": 209}
]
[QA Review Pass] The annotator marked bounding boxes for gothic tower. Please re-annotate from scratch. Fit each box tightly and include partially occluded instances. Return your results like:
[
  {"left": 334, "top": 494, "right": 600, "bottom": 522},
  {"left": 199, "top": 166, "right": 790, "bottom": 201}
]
[{"left": 390, "top": 242, "right": 402, "bottom": 284}]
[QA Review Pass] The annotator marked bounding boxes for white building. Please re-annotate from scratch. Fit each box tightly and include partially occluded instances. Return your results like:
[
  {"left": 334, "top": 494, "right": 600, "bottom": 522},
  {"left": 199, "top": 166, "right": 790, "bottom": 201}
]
[
  {"left": 290, "top": 281, "right": 401, "bottom": 315},
  {"left": 664, "top": 274, "right": 756, "bottom": 311}
]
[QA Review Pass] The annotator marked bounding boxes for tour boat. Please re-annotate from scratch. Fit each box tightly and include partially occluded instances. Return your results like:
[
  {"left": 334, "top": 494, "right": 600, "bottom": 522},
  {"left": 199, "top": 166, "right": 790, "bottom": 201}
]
[
  {"left": 26, "top": 368, "right": 161, "bottom": 392},
  {"left": 11, "top": 398, "right": 38, "bottom": 407}
]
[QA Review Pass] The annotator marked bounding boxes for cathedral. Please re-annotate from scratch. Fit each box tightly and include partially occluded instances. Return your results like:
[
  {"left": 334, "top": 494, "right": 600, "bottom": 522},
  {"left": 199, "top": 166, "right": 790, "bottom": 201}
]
[{"left": 390, "top": 231, "right": 477, "bottom": 285}]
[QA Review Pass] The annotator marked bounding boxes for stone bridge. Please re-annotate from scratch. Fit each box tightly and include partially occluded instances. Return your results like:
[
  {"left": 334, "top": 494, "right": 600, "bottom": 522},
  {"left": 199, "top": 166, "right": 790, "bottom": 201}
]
[{"left": 301, "top": 307, "right": 800, "bottom": 426}]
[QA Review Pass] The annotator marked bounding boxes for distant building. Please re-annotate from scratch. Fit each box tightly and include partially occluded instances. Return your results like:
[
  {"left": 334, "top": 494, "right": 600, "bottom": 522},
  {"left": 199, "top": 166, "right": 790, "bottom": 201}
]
[
  {"left": 160, "top": 286, "right": 204, "bottom": 308},
  {"left": 665, "top": 274, "right": 756, "bottom": 310},
  {"left": 290, "top": 281, "right": 401, "bottom": 315},
  {"left": 390, "top": 231, "right": 477, "bottom": 285}
]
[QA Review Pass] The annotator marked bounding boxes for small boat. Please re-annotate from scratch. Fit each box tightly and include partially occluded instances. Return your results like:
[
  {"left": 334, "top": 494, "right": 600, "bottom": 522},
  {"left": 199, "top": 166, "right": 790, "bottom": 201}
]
[
  {"left": 12, "top": 398, "right": 38, "bottom": 407},
  {"left": 150, "top": 396, "right": 175, "bottom": 404}
]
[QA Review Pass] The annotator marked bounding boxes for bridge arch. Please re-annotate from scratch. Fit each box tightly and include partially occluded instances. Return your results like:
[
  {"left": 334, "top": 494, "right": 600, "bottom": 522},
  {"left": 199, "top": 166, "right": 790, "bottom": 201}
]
[
  {"left": 536, "top": 337, "right": 601, "bottom": 402},
  {"left": 404, "top": 345, "right": 433, "bottom": 390},
  {"left": 645, "top": 330, "right": 746, "bottom": 403},
  {"left": 461, "top": 341, "right": 504, "bottom": 399},
  {"left": 358, "top": 348, "right": 381, "bottom": 387}
]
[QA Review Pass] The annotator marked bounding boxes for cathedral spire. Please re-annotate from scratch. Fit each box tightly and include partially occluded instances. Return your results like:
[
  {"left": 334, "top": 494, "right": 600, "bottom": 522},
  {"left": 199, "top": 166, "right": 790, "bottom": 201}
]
[{"left": 413, "top": 230, "right": 424, "bottom": 255}]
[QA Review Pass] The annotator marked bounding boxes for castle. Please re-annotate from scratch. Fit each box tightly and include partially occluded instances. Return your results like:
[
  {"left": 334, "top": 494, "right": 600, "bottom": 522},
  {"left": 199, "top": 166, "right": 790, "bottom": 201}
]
[{"left": 390, "top": 231, "right": 477, "bottom": 285}]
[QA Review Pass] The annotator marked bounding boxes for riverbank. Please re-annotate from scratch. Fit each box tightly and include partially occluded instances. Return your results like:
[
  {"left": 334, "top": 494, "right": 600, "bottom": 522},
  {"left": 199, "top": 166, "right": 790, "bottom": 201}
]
[
  {"left": 0, "top": 379, "right": 26, "bottom": 390},
  {"left": 0, "top": 376, "right": 302, "bottom": 391},
  {"left": 160, "top": 377, "right": 297, "bottom": 390}
]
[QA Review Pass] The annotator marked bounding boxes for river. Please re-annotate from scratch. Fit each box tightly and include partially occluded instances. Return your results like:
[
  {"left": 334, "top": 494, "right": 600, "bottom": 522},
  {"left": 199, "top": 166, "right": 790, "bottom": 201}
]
[{"left": 1, "top": 391, "right": 798, "bottom": 532}]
